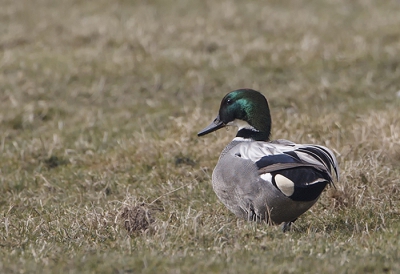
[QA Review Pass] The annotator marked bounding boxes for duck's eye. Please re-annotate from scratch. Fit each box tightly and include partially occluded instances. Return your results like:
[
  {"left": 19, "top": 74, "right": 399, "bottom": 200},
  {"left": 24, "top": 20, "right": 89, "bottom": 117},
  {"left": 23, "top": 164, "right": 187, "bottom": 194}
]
[{"left": 225, "top": 99, "right": 232, "bottom": 105}]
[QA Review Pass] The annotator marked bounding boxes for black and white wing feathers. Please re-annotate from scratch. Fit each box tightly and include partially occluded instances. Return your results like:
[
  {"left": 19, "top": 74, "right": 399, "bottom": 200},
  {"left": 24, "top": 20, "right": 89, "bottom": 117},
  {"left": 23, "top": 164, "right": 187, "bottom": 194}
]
[{"left": 237, "top": 139, "right": 339, "bottom": 202}]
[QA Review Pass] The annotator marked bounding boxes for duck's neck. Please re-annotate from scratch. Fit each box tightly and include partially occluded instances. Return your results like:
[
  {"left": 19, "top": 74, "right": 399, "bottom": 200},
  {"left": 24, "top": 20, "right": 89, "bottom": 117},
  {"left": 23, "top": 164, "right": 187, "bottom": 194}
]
[
  {"left": 229, "top": 119, "right": 271, "bottom": 141},
  {"left": 236, "top": 128, "right": 270, "bottom": 141}
]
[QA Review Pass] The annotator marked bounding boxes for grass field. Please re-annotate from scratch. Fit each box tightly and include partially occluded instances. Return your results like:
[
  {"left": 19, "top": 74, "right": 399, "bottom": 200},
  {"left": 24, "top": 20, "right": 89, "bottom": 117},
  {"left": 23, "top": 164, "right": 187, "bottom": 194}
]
[{"left": 1, "top": 0, "right": 400, "bottom": 273}]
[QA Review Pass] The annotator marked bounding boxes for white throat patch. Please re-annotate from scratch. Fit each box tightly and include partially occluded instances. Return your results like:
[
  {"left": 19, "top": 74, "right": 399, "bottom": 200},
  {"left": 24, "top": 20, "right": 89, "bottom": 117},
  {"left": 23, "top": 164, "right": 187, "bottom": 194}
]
[{"left": 227, "top": 119, "right": 258, "bottom": 131}]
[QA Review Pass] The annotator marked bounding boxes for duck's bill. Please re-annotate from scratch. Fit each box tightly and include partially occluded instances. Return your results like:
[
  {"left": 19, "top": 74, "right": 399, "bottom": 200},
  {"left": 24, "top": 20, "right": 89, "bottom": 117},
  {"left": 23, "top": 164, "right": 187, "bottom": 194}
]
[{"left": 198, "top": 116, "right": 225, "bottom": 136}]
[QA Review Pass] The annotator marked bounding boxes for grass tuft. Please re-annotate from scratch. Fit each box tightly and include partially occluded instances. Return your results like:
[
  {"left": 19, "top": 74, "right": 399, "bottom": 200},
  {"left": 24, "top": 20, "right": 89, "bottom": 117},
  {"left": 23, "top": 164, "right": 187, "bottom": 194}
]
[{"left": 121, "top": 204, "right": 155, "bottom": 235}]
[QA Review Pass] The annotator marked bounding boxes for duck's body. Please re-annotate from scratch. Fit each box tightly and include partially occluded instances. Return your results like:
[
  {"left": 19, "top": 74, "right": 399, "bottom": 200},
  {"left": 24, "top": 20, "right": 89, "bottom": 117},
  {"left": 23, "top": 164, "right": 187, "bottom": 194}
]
[{"left": 198, "top": 89, "right": 339, "bottom": 229}]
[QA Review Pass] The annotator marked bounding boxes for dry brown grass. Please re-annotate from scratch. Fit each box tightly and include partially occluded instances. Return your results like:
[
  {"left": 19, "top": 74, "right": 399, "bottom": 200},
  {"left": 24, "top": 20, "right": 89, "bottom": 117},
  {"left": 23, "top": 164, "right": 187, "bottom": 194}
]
[{"left": 1, "top": 0, "right": 400, "bottom": 273}]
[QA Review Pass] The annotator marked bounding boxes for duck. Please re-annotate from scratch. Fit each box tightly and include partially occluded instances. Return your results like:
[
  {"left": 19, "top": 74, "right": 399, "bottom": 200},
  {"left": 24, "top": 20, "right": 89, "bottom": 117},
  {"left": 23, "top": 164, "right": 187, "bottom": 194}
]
[{"left": 198, "top": 89, "right": 339, "bottom": 231}]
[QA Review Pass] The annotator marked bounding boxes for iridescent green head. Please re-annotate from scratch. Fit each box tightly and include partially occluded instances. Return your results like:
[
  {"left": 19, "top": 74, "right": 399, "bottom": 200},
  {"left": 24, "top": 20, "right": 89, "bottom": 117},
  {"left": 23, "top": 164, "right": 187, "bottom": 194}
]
[{"left": 198, "top": 89, "right": 272, "bottom": 141}]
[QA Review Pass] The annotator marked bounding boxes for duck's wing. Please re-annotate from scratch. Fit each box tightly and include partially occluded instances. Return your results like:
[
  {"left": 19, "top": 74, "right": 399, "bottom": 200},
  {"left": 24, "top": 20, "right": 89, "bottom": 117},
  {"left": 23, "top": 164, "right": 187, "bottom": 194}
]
[{"left": 235, "top": 139, "right": 339, "bottom": 201}]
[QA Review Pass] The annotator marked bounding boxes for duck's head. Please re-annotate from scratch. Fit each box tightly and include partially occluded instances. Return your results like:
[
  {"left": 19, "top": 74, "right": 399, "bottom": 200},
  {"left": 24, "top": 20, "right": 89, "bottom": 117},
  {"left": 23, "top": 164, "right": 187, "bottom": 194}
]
[{"left": 198, "top": 89, "right": 272, "bottom": 141}]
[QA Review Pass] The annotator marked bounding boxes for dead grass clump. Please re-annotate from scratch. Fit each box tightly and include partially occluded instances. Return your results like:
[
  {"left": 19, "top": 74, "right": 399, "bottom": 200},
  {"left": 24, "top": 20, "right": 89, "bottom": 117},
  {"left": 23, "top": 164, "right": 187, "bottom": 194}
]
[
  {"left": 328, "top": 189, "right": 350, "bottom": 209},
  {"left": 351, "top": 110, "right": 399, "bottom": 164},
  {"left": 43, "top": 155, "right": 68, "bottom": 169},
  {"left": 121, "top": 204, "right": 154, "bottom": 235}
]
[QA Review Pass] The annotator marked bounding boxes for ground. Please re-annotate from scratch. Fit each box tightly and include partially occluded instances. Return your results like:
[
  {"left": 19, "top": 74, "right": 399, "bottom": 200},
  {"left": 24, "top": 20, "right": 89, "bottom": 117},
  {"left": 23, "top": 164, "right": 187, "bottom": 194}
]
[{"left": 0, "top": 0, "right": 399, "bottom": 273}]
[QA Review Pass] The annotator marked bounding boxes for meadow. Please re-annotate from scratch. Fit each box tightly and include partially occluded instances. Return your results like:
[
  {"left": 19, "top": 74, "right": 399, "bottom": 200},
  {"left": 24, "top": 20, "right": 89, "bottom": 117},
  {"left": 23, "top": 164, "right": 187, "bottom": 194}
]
[{"left": 0, "top": 0, "right": 399, "bottom": 273}]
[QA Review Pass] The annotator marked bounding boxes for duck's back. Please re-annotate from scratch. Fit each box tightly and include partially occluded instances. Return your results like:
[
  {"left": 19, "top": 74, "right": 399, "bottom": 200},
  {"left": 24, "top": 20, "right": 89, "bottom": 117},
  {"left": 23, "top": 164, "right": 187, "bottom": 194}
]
[{"left": 211, "top": 139, "right": 338, "bottom": 224}]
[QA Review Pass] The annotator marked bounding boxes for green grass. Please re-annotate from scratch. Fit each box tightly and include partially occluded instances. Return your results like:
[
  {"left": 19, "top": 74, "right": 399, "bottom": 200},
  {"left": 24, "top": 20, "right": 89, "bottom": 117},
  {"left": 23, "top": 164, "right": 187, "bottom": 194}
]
[{"left": 1, "top": 0, "right": 400, "bottom": 273}]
